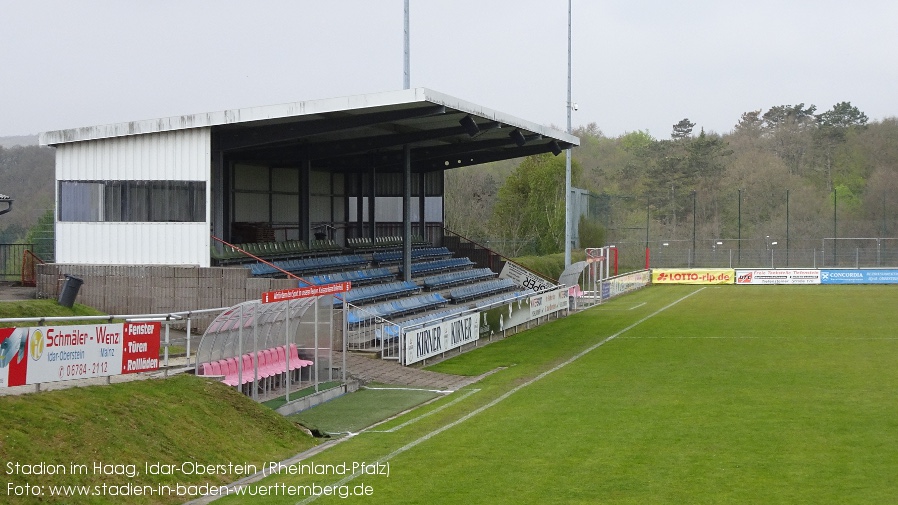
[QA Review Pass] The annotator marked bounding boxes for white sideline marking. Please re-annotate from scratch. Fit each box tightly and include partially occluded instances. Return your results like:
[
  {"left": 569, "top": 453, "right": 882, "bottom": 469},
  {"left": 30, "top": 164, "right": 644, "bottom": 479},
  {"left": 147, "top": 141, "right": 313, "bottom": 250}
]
[
  {"left": 296, "top": 287, "right": 705, "bottom": 505},
  {"left": 367, "top": 389, "right": 481, "bottom": 433},
  {"left": 363, "top": 386, "right": 454, "bottom": 394},
  {"left": 621, "top": 335, "right": 898, "bottom": 340},
  {"left": 630, "top": 302, "right": 647, "bottom": 310}
]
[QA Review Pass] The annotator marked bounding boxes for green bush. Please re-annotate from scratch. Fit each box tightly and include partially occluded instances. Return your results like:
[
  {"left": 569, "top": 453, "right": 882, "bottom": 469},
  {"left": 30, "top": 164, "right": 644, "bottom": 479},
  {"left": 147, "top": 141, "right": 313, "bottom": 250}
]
[{"left": 578, "top": 216, "right": 606, "bottom": 249}]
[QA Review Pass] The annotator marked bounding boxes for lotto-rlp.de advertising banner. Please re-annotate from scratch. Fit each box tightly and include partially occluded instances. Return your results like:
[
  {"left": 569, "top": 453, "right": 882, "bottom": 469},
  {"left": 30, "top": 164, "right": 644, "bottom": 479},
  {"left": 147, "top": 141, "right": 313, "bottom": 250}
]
[
  {"left": 0, "top": 322, "right": 161, "bottom": 388},
  {"left": 651, "top": 269, "right": 734, "bottom": 285}
]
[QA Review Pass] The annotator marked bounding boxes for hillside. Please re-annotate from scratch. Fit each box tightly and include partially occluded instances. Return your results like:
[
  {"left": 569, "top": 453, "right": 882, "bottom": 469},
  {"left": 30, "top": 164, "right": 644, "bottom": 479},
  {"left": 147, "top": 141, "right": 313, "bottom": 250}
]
[
  {"left": 0, "top": 135, "right": 39, "bottom": 148},
  {"left": 0, "top": 374, "right": 316, "bottom": 504},
  {"left": 0, "top": 143, "right": 54, "bottom": 243},
  {"left": 445, "top": 106, "right": 898, "bottom": 259}
]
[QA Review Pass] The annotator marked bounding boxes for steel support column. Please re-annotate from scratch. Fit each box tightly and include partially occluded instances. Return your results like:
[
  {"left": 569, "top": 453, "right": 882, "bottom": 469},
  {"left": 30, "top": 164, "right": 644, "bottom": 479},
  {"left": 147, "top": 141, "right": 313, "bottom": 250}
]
[{"left": 403, "top": 144, "right": 412, "bottom": 282}]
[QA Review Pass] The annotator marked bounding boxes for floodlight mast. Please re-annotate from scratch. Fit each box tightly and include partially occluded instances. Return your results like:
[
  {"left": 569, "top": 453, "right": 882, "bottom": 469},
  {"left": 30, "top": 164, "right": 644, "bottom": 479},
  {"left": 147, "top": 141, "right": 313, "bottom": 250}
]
[
  {"left": 403, "top": 0, "right": 410, "bottom": 89},
  {"left": 564, "top": 0, "right": 573, "bottom": 267}
]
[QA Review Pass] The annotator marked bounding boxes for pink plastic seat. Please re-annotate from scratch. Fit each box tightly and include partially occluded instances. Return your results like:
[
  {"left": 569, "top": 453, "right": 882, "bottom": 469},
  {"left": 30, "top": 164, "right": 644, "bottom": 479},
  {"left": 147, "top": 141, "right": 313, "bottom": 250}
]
[
  {"left": 225, "top": 358, "right": 241, "bottom": 386},
  {"left": 289, "top": 343, "right": 314, "bottom": 367},
  {"left": 218, "top": 359, "right": 236, "bottom": 386},
  {"left": 242, "top": 354, "right": 257, "bottom": 384},
  {"left": 259, "top": 351, "right": 276, "bottom": 379},
  {"left": 276, "top": 346, "right": 289, "bottom": 373},
  {"left": 267, "top": 348, "right": 285, "bottom": 375},
  {"left": 282, "top": 345, "right": 303, "bottom": 371},
  {"left": 260, "top": 349, "right": 278, "bottom": 377}
]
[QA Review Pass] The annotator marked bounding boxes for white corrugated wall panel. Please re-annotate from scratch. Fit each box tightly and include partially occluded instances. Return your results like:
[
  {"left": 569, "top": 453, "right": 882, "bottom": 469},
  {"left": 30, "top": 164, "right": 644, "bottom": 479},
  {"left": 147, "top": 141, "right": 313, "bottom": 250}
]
[
  {"left": 55, "top": 127, "right": 211, "bottom": 266},
  {"left": 56, "top": 128, "right": 210, "bottom": 181},
  {"left": 56, "top": 223, "right": 210, "bottom": 266}
]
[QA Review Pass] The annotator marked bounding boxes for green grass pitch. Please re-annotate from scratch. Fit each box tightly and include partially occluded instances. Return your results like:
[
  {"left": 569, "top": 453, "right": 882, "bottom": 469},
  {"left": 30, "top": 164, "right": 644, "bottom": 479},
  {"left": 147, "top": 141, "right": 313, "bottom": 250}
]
[{"left": 217, "top": 285, "right": 898, "bottom": 504}]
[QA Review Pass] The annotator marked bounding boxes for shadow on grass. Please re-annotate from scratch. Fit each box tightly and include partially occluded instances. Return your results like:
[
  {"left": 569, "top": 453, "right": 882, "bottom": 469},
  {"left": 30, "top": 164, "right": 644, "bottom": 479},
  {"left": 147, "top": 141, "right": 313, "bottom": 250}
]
[
  {"left": 288, "top": 386, "right": 443, "bottom": 435},
  {"left": 262, "top": 381, "right": 342, "bottom": 410}
]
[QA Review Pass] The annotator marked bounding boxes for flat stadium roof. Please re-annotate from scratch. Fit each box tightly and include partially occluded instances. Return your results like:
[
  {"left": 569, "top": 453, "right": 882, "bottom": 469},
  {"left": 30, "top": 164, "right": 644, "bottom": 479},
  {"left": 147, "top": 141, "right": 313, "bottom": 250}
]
[{"left": 40, "top": 87, "right": 579, "bottom": 173}]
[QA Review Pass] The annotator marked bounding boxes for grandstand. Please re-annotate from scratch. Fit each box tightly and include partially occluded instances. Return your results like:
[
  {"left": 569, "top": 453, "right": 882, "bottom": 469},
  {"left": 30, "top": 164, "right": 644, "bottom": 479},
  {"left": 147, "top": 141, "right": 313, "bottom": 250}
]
[
  {"left": 194, "top": 232, "right": 544, "bottom": 398},
  {"left": 35, "top": 88, "right": 579, "bottom": 400},
  {"left": 235, "top": 236, "right": 529, "bottom": 339}
]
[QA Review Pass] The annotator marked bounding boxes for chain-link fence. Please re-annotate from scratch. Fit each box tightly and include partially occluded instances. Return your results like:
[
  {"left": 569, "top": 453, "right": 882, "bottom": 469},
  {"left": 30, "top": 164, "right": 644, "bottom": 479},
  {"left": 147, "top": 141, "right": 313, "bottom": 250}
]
[
  {"left": 575, "top": 188, "right": 898, "bottom": 271},
  {"left": 610, "top": 238, "right": 898, "bottom": 270}
]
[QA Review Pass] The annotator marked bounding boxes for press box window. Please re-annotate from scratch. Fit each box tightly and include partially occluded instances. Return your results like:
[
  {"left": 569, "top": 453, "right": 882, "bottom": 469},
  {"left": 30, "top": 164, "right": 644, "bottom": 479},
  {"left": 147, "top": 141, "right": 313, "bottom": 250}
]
[{"left": 58, "top": 180, "right": 206, "bottom": 222}]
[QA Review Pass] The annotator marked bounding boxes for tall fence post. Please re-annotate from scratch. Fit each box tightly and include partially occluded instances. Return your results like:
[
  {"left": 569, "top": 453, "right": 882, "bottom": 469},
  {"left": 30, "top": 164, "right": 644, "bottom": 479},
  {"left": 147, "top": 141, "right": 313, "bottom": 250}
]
[
  {"left": 285, "top": 299, "right": 291, "bottom": 402},
  {"left": 163, "top": 320, "right": 170, "bottom": 377},
  {"left": 185, "top": 316, "right": 192, "bottom": 368}
]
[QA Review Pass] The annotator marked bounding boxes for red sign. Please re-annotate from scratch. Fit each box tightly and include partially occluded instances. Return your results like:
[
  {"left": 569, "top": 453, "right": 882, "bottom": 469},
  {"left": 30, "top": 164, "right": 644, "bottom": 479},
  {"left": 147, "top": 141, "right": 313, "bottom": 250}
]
[
  {"left": 122, "top": 322, "right": 161, "bottom": 374},
  {"left": 261, "top": 282, "right": 351, "bottom": 304}
]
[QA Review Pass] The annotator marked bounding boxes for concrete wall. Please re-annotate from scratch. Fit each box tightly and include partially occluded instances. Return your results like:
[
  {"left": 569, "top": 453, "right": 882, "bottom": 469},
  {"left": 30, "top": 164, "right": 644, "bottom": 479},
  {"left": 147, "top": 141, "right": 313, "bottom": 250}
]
[{"left": 36, "top": 264, "right": 298, "bottom": 331}]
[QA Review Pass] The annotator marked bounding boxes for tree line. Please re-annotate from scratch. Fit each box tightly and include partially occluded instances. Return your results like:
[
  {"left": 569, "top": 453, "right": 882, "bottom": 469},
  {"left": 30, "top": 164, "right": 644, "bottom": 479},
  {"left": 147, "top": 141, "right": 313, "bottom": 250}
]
[
  {"left": 0, "top": 144, "right": 55, "bottom": 245},
  {"left": 446, "top": 102, "right": 898, "bottom": 258}
]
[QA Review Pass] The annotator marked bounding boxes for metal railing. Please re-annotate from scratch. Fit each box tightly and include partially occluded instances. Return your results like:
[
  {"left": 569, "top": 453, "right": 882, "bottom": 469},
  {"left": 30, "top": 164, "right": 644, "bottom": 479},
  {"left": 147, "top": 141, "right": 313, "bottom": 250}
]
[
  {"left": 0, "top": 306, "right": 228, "bottom": 374},
  {"left": 0, "top": 244, "right": 37, "bottom": 282},
  {"left": 344, "top": 305, "right": 403, "bottom": 360}
]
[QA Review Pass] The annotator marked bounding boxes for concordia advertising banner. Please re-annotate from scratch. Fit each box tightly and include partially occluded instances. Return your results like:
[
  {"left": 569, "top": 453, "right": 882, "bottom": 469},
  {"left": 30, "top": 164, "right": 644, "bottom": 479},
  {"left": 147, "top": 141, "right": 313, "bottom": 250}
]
[
  {"left": 0, "top": 322, "right": 160, "bottom": 388},
  {"left": 819, "top": 269, "right": 898, "bottom": 285},
  {"left": 652, "top": 269, "right": 734, "bottom": 285},
  {"left": 499, "top": 261, "right": 556, "bottom": 292},
  {"left": 735, "top": 269, "right": 821, "bottom": 285},
  {"left": 404, "top": 313, "right": 480, "bottom": 365}
]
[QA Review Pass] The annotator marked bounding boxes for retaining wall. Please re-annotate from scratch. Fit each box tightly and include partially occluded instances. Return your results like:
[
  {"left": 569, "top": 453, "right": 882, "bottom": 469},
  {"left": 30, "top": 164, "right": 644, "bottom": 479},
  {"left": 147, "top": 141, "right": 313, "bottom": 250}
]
[{"left": 36, "top": 264, "right": 299, "bottom": 331}]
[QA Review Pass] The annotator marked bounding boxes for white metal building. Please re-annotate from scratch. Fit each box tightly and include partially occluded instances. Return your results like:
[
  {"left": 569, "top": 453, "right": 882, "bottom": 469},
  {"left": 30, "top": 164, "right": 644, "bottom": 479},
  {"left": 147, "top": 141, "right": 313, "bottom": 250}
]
[{"left": 40, "top": 88, "right": 579, "bottom": 268}]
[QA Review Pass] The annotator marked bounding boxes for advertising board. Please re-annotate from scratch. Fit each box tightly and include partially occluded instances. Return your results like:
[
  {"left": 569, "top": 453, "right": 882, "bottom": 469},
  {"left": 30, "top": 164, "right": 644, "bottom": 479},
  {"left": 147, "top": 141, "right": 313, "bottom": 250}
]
[
  {"left": 404, "top": 313, "right": 480, "bottom": 365},
  {"left": 478, "top": 295, "right": 532, "bottom": 339},
  {"left": 262, "top": 282, "right": 351, "bottom": 303},
  {"left": 499, "top": 262, "right": 555, "bottom": 292},
  {"left": 530, "top": 287, "right": 568, "bottom": 319},
  {"left": 607, "top": 271, "right": 651, "bottom": 298},
  {"left": 652, "top": 269, "right": 734, "bottom": 285},
  {"left": 0, "top": 322, "right": 161, "bottom": 388},
  {"left": 819, "top": 269, "right": 898, "bottom": 285},
  {"left": 735, "top": 270, "right": 820, "bottom": 285}
]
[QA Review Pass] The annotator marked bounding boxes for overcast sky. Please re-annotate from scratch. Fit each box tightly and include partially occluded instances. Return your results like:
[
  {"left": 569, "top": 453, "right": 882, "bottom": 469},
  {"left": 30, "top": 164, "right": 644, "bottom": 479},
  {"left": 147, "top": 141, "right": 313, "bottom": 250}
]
[{"left": 2, "top": 0, "right": 897, "bottom": 139}]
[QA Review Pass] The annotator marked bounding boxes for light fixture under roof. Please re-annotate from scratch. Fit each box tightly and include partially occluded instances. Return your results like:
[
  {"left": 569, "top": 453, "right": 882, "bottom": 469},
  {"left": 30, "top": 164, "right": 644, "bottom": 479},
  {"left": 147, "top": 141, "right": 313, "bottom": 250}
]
[
  {"left": 459, "top": 115, "right": 480, "bottom": 137},
  {"left": 509, "top": 129, "right": 527, "bottom": 147}
]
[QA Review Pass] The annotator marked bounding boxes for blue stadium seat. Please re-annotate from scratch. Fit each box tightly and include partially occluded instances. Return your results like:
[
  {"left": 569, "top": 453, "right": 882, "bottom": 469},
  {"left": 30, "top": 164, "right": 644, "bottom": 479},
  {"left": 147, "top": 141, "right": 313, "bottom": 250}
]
[
  {"left": 449, "top": 278, "right": 518, "bottom": 303},
  {"left": 423, "top": 268, "right": 496, "bottom": 290}
]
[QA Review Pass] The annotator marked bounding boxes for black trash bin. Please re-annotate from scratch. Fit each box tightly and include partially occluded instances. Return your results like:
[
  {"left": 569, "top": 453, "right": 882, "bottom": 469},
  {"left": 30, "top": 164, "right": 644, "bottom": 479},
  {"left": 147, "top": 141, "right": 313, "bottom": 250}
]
[{"left": 57, "top": 275, "right": 83, "bottom": 308}]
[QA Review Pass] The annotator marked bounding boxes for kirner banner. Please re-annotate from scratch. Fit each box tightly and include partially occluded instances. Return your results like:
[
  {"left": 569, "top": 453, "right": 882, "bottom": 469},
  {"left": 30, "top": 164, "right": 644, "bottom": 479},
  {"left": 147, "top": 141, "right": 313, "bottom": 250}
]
[{"left": 404, "top": 313, "right": 480, "bottom": 365}]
